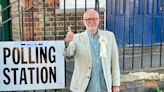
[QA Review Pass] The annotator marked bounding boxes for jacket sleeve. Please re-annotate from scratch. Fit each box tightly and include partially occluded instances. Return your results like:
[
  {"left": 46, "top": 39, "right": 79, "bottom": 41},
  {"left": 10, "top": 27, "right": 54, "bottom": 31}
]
[
  {"left": 111, "top": 33, "right": 120, "bottom": 86},
  {"left": 63, "top": 34, "right": 77, "bottom": 61}
]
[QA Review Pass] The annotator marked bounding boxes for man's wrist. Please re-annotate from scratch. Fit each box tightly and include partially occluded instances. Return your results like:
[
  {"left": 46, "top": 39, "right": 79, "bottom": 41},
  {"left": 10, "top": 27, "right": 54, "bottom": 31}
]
[{"left": 65, "top": 42, "right": 69, "bottom": 48}]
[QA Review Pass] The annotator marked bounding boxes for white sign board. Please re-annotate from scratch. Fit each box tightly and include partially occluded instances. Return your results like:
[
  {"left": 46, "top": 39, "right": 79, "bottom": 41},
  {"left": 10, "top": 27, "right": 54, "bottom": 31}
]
[{"left": 0, "top": 41, "right": 65, "bottom": 91}]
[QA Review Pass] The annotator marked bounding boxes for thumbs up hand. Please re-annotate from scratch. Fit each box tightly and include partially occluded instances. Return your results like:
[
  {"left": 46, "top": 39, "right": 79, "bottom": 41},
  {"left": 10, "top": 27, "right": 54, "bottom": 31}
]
[{"left": 65, "top": 26, "right": 74, "bottom": 44}]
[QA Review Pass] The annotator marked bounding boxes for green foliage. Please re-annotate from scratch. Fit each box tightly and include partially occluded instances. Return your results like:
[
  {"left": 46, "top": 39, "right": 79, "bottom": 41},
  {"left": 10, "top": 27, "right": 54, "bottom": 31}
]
[{"left": 156, "top": 87, "right": 164, "bottom": 92}]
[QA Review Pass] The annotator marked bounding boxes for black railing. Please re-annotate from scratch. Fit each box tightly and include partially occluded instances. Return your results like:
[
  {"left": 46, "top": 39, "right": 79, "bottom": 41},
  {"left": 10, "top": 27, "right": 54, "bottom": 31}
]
[
  {"left": 0, "top": 0, "right": 164, "bottom": 91},
  {"left": 0, "top": 0, "right": 164, "bottom": 68},
  {"left": 106, "top": 0, "right": 164, "bottom": 71}
]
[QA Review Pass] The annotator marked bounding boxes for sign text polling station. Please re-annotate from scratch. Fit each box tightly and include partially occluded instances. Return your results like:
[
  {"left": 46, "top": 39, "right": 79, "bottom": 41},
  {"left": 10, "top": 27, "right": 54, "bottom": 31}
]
[{"left": 0, "top": 41, "right": 65, "bottom": 91}]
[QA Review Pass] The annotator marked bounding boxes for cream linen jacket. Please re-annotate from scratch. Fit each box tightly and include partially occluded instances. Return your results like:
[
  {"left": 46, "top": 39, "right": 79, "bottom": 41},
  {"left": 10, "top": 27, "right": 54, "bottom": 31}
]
[{"left": 64, "top": 30, "right": 120, "bottom": 92}]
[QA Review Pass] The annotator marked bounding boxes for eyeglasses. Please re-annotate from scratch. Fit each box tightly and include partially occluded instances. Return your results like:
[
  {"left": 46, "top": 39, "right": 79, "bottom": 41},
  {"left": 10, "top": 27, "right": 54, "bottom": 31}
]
[{"left": 84, "top": 18, "right": 99, "bottom": 22}]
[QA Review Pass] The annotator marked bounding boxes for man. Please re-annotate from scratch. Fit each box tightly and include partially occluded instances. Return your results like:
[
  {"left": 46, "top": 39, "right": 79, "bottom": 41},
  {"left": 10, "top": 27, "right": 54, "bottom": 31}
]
[{"left": 64, "top": 9, "right": 120, "bottom": 92}]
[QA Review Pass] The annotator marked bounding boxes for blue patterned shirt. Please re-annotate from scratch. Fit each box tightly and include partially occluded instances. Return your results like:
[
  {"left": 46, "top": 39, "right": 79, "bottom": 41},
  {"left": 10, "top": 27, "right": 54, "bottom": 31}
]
[{"left": 86, "top": 31, "right": 107, "bottom": 92}]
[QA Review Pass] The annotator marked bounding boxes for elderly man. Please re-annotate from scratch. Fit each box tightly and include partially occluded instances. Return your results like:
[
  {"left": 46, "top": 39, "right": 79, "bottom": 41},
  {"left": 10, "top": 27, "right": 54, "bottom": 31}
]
[{"left": 64, "top": 9, "right": 120, "bottom": 92}]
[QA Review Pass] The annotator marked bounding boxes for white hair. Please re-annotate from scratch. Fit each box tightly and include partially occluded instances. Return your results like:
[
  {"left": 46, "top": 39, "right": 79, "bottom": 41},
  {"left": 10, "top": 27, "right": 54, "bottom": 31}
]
[{"left": 83, "top": 9, "right": 99, "bottom": 19}]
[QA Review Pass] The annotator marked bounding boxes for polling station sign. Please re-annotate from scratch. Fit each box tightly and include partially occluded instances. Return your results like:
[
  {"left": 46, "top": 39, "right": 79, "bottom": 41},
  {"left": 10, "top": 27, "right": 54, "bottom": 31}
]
[{"left": 0, "top": 41, "right": 65, "bottom": 91}]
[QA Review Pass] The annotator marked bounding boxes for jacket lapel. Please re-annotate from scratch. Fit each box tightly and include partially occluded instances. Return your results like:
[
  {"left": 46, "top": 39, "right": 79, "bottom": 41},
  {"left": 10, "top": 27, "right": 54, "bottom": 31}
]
[{"left": 83, "top": 31, "right": 92, "bottom": 61}]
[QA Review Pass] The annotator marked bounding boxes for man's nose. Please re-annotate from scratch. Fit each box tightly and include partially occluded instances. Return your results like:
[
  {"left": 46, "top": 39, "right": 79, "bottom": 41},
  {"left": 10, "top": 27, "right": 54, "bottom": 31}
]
[{"left": 89, "top": 20, "right": 95, "bottom": 25}]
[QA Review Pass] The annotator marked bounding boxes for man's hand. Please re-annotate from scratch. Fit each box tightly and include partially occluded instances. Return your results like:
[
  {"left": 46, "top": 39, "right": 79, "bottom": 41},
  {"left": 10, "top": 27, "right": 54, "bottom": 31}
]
[
  {"left": 64, "top": 26, "right": 74, "bottom": 44},
  {"left": 112, "top": 86, "right": 120, "bottom": 92}
]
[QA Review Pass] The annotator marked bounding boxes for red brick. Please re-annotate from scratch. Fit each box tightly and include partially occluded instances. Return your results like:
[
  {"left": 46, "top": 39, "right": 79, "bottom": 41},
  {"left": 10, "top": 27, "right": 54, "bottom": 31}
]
[
  {"left": 144, "top": 81, "right": 159, "bottom": 88},
  {"left": 24, "top": 18, "right": 39, "bottom": 22},
  {"left": 47, "top": 7, "right": 54, "bottom": 12},
  {"left": 120, "top": 85, "right": 127, "bottom": 90},
  {"left": 47, "top": 0, "right": 59, "bottom": 3}
]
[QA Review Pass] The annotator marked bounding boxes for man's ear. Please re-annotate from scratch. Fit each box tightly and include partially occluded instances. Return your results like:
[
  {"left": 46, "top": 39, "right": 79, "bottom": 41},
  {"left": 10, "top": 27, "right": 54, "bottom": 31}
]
[
  {"left": 97, "top": 19, "right": 100, "bottom": 27},
  {"left": 83, "top": 20, "right": 85, "bottom": 26},
  {"left": 83, "top": 20, "right": 86, "bottom": 27}
]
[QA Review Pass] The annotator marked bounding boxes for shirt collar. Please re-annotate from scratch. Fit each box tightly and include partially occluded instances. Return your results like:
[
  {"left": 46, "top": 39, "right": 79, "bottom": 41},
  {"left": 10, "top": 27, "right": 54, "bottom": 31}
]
[{"left": 86, "top": 29, "right": 99, "bottom": 39}]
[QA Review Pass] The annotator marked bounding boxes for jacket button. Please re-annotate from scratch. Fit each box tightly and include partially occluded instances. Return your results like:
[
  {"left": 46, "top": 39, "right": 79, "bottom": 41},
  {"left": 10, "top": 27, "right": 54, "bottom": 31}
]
[
  {"left": 87, "top": 76, "right": 90, "bottom": 78},
  {"left": 89, "top": 67, "right": 91, "bottom": 69}
]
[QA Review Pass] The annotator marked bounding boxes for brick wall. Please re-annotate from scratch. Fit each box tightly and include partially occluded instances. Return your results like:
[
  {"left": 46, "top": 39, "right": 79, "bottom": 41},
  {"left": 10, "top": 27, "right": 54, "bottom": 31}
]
[
  {"left": 120, "top": 80, "right": 163, "bottom": 91},
  {"left": 11, "top": 0, "right": 21, "bottom": 40},
  {"left": 11, "top": 0, "right": 104, "bottom": 41}
]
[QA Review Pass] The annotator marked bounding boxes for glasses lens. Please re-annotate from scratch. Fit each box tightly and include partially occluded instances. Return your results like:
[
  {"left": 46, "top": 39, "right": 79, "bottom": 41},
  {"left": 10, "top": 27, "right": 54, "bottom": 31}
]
[{"left": 84, "top": 18, "right": 98, "bottom": 22}]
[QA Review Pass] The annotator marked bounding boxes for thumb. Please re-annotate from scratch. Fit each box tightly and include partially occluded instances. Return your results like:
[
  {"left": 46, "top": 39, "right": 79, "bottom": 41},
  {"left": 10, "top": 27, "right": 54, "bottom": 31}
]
[{"left": 68, "top": 26, "right": 72, "bottom": 32}]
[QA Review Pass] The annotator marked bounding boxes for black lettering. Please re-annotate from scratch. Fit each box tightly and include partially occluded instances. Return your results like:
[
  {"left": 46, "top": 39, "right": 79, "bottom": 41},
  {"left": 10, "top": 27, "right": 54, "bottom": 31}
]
[
  {"left": 28, "top": 67, "right": 35, "bottom": 84},
  {"left": 36, "top": 47, "right": 39, "bottom": 64},
  {"left": 36, "top": 67, "right": 39, "bottom": 84},
  {"left": 40, "top": 47, "right": 47, "bottom": 63},
  {"left": 41, "top": 67, "right": 48, "bottom": 83},
  {"left": 11, "top": 68, "right": 18, "bottom": 84},
  {"left": 49, "top": 46, "right": 56, "bottom": 63},
  {"left": 3, "top": 48, "right": 10, "bottom": 64},
  {"left": 20, "top": 68, "right": 27, "bottom": 84},
  {"left": 21, "top": 48, "right": 27, "bottom": 64},
  {"left": 3, "top": 68, "right": 10, "bottom": 84},
  {"left": 29, "top": 48, "right": 34, "bottom": 64},
  {"left": 21, "top": 48, "right": 25, "bottom": 64},
  {"left": 12, "top": 48, "right": 20, "bottom": 64},
  {"left": 49, "top": 67, "right": 56, "bottom": 83}
]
